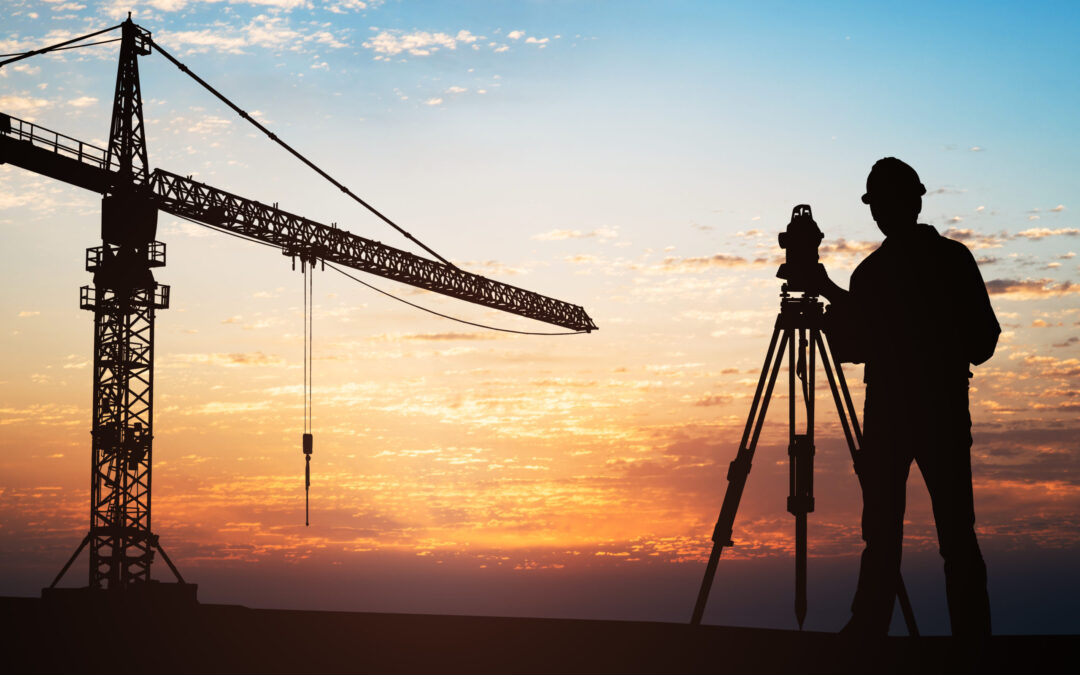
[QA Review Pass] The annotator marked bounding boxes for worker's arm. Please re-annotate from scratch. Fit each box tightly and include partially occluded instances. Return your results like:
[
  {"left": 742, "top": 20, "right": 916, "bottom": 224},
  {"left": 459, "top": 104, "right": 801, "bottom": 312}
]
[
  {"left": 806, "top": 264, "right": 866, "bottom": 364},
  {"left": 959, "top": 246, "right": 1000, "bottom": 365}
]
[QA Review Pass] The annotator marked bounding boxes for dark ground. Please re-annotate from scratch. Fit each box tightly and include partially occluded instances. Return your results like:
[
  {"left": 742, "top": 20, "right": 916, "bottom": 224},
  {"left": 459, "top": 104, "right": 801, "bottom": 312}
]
[{"left": 1, "top": 593, "right": 1075, "bottom": 674}]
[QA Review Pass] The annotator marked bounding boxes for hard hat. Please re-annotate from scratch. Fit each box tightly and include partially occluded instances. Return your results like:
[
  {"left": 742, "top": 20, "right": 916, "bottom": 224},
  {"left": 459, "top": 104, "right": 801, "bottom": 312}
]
[{"left": 861, "top": 157, "right": 926, "bottom": 204}]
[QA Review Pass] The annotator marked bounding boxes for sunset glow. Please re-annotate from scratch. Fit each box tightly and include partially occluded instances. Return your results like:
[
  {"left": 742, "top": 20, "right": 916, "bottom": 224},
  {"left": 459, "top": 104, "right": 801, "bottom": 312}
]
[{"left": 2, "top": 1, "right": 1077, "bottom": 634}]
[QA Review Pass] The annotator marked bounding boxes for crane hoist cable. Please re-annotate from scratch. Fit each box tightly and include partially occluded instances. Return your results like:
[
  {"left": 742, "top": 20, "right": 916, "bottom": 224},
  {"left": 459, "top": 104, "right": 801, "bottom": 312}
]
[
  {"left": 147, "top": 36, "right": 458, "bottom": 270},
  {"left": 302, "top": 257, "right": 315, "bottom": 526}
]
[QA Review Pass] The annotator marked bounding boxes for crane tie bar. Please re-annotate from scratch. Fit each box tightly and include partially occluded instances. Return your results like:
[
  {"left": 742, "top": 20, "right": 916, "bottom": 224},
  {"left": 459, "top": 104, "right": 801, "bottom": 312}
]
[
  {"left": 147, "top": 36, "right": 458, "bottom": 270},
  {"left": 0, "top": 24, "right": 122, "bottom": 68}
]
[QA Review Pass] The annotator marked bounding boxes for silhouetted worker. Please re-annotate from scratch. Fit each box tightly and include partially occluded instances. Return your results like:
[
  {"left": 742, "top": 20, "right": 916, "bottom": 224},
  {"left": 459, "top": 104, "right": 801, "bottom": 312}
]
[{"left": 809, "top": 157, "right": 1000, "bottom": 639}]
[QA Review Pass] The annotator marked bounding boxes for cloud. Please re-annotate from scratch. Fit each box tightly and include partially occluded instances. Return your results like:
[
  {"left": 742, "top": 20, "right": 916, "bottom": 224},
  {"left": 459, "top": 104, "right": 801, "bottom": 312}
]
[
  {"left": 532, "top": 228, "right": 617, "bottom": 242},
  {"left": 942, "top": 227, "right": 1008, "bottom": 249},
  {"left": 659, "top": 254, "right": 751, "bottom": 272},
  {"left": 373, "top": 332, "right": 498, "bottom": 342},
  {"left": 171, "top": 352, "right": 284, "bottom": 367},
  {"left": 194, "top": 401, "right": 273, "bottom": 414},
  {"left": 985, "top": 278, "right": 1080, "bottom": 299},
  {"left": 105, "top": 0, "right": 314, "bottom": 15},
  {"left": 186, "top": 115, "right": 232, "bottom": 135},
  {"left": 565, "top": 254, "right": 599, "bottom": 264},
  {"left": 1013, "top": 228, "right": 1079, "bottom": 240},
  {"left": 0, "top": 95, "right": 50, "bottom": 119},
  {"left": 692, "top": 394, "right": 732, "bottom": 407},
  {"left": 507, "top": 30, "right": 525, "bottom": 40},
  {"left": 363, "top": 29, "right": 480, "bottom": 57},
  {"left": 423, "top": 97, "right": 443, "bottom": 106},
  {"left": 926, "top": 186, "right": 966, "bottom": 197},
  {"left": 159, "top": 28, "right": 248, "bottom": 54},
  {"left": 1020, "top": 355, "right": 1080, "bottom": 379},
  {"left": 66, "top": 96, "right": 97, "bottom": 108},
  {"left": 327, "top": 0, "right": 382, "bottom": 13},
  {"left": 455, "top": 260, "right": 529, "bottom": 277},
  {"left": 445, "top": 86, "right": 467, "bottom": 94},
  {"left": 818, "top": 238, "right": 879, "bottom": 256},
  {"left": 158, "top": 15, "right": 348, "bottom": 56},
  {"left": 1051, "top": 205, "right": 1066, "bottom": 213}
]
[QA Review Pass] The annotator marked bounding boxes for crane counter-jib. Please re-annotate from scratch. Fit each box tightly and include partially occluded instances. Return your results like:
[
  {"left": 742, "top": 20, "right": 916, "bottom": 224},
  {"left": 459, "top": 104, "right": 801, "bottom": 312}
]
[{"left": 0, "top": 111, "right": 597, "bottom": 333}]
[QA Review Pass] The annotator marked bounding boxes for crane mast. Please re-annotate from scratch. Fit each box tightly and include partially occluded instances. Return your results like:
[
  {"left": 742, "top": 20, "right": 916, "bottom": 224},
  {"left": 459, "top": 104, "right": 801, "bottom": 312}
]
[
  {"left": 85, "top": 19, "right": 172, "bottom": 589},
  {"left": 0, "top": 17, "right": 595, "bottom": 596}
]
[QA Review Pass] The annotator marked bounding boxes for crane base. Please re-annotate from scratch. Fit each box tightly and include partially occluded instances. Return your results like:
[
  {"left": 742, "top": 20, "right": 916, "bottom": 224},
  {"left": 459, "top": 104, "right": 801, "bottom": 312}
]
[{"left": 41, "top": 582, "right": 198, "bottom": 616}]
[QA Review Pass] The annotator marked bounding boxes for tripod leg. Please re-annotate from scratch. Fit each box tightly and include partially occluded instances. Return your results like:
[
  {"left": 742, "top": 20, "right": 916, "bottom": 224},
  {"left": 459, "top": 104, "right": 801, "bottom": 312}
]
[
  {"left": 691, "top": 324, "right": 790, "bottom": 625},
  {"left": 789, "top": 329, "right": 816, "bottom": 629},
  {"left": 814, "top": 332, "right": 858, "bottom": 464},
  {"left": 896, "top": 573, "right": 919, "bottom": 637},
  {"left": 815, "top": 331, "right": 920, "bottom": 637},
  {"left": 824, "top": 331, "right": 864, "bottom": 447}
]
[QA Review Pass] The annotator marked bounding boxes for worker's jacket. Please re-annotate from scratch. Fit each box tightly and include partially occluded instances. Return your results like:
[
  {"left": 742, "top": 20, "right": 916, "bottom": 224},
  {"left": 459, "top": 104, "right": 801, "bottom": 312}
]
[{"left": 825, "top": 224, "right": 1000, "bottom": 413}]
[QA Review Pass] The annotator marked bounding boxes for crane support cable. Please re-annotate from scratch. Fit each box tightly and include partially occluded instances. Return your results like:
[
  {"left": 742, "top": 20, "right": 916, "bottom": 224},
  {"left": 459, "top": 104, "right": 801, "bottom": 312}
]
[
  {"left": 170, "top": 212, "right": 590, "bottom": 336},
  {"left": 324, "top": 262, "right": 591, "bottom": 336},
  {"left": 0, "top": 24, "right": 122, "bottom": 68},
  {"left": 147, "top": 36, "right": 458, "bottom": 270},
  {"left": 0, "top": 37, "right": 122, "bottom": 60}
]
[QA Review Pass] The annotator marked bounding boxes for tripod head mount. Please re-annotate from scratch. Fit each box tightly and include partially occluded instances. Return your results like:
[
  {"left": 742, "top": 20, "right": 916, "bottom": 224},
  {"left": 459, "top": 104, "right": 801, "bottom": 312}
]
[
  {"left": 779, "top": 285, "right": 826, "bottom": 329},
  {"left": 780, "top": 283, "right": 820, "bottom": 301}
]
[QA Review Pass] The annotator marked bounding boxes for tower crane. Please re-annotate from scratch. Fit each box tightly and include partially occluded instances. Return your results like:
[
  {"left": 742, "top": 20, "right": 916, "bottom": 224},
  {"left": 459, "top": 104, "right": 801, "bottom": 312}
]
[{"left": 0, "top": 18, "right": 596, "bottom": 599}]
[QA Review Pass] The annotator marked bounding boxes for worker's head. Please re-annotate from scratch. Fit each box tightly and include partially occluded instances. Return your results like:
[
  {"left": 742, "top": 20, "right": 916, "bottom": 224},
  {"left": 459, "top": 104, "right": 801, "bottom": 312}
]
[{"left": 861, "top": 157, "right": 925, "bottom": 236}]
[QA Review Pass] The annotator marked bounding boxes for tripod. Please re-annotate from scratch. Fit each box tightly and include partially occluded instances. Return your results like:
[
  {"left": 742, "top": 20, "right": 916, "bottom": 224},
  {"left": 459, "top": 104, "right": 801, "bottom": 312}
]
[{"left": 690, "top": 288, "right": 918, "bottom": 634}]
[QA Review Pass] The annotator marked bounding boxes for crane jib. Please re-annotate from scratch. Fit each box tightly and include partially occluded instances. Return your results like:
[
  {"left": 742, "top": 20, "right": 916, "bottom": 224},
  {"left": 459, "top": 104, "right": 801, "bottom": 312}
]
[
  {"left": 150, "top": 170, "right": 596, "bottom": 332},
  {"left": 0, "top": 112, "right": 597, "bottom": 332}
]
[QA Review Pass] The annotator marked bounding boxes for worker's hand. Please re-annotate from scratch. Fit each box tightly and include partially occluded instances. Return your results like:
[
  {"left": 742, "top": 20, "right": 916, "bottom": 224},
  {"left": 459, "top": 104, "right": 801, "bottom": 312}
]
[{"left": 800, "top": 263, "right": 831, "bottom": 298}]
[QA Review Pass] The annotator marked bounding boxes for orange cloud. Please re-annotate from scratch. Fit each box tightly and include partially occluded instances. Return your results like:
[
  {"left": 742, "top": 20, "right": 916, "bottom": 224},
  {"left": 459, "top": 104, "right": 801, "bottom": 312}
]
[{"left": 985, "top": 278, "right": 1080, "bottom": 298}]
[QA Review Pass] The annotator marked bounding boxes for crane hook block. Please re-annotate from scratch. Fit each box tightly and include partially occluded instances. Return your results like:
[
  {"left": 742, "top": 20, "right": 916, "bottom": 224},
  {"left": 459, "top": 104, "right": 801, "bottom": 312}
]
[{"left": 302, "top": 433, "right": 313, "bottom": 455}]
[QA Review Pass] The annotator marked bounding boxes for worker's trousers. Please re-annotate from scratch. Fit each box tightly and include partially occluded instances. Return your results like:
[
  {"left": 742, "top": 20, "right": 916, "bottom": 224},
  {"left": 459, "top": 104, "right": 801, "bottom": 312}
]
[{"left": 849, "top": 384, "right": 991, "bottom": 637}]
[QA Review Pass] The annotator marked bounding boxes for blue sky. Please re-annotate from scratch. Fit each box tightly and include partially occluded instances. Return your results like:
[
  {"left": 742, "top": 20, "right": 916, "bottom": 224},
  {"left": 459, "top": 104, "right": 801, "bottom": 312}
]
[{"left": 3, "top": 0, "right": 1077, "bottom": 253}]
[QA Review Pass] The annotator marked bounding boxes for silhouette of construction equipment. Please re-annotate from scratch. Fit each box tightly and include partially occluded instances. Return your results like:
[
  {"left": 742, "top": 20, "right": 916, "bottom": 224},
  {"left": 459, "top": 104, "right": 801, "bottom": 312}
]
[
  {"left": 690, "top": 206, "right": 917, "bottom": 634},
  {"left": 0, "top": 18, "right": 596, "bottom": 596}
]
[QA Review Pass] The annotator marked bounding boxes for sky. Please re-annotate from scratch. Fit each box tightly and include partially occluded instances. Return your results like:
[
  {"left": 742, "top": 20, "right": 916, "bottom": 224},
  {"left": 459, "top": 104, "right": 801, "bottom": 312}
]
[{"left": 1, "top": 0, "right": 1078, "bottom": 635}]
